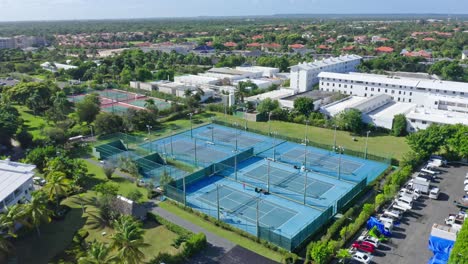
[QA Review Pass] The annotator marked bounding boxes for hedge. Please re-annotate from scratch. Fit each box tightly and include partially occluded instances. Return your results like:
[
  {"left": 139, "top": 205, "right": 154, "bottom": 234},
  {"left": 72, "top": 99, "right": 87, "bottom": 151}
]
[
  {"left": 305, "top": 159, "right": 418, "bottom": 263},
  {"left": 448, "top": 220, "right": 468, "bottom": 264}
]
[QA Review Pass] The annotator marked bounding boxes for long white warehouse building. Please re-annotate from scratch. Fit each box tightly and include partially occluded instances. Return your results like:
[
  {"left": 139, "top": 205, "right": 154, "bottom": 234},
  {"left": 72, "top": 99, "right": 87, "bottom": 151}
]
[{"left": 290, "top": 55, "right": 362, "bottom": 92}]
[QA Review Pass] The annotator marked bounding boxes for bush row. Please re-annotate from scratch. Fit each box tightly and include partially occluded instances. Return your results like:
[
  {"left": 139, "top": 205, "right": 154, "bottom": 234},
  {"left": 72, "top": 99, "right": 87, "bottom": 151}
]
[
  {"left": 305, "top": 163, "right": 416, "bottom": 263},
  {"left": 147, "top": 212, "right": 207, "bottom": 264},
  {"left": 166, "top": 200, "right": 298, "bottom": 264}
]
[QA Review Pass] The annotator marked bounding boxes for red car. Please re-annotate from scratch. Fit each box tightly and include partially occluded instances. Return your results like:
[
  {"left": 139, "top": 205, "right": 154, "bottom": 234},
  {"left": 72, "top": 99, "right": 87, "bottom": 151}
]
[{"left": 352, "top": 241, "right": 376, "bottom": 254}]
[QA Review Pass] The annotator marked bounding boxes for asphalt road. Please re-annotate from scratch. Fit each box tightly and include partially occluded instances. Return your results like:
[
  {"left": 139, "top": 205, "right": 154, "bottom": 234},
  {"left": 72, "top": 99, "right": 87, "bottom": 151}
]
[{"left": 373, "top": 164, "right": 467, "bottom": 264}]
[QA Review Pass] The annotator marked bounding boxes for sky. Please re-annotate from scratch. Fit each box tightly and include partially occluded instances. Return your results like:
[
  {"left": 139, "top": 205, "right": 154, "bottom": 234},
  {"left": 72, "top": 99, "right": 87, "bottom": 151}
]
[{"left": 0, "top": 0, "right": 466, "bottom": 22}]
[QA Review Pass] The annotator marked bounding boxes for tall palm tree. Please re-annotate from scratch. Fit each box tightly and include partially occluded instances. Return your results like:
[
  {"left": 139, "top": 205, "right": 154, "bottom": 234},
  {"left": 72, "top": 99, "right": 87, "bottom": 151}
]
[
  {"left": 235, "top": 82, "right": 248, "bottom": 103},
  {"left": 24, "top": 191, "right": 52, "bottom": 237},
  {"left": 111, "top": 216, "right": 148, "bottom": 264},
  {"left": 43, "top": 171, "right": 71, "bottom": 208},
  {"left": 78, "top": 241, "right": 117, "bottom": 264},
  {"left": 143, "top": 98, "right": 155, "bottom": 108}
]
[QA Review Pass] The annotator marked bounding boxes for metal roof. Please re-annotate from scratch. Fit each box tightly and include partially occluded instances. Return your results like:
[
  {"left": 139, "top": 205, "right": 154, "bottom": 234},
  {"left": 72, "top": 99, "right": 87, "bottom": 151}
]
[{"left": 0, "top": 161, "right": 35, "bottom": 202}]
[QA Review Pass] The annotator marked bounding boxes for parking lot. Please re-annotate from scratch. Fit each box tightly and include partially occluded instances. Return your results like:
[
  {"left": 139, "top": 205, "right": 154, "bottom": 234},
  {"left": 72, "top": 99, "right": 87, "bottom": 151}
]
[{"left": 373, "top": 163, "right": 467, "bottom": 264}]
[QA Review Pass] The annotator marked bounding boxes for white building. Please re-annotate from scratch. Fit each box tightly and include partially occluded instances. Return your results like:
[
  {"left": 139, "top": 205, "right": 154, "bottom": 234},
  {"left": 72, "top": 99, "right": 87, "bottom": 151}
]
[
  {"left": 0, "top": 160, "right": 35, "bottom": 212},
  {"left": 318, "top": 72, "right": 468, "bottom": 131},
  {"left": 232, "top": 78, "right": 280, "bottom": 89},
  {"left": 200, "top": 68, "right": 258, "bottom": 82},
  {"left": 462, "top": 50, "right": 468, "bottom": 60},
  {"left": 318, "top": 72, "right": 468, "bottom": 110},
  {"left": 174, "top": 75, "right": 219, "bottom": 86},
  {"left": 40, "top": 62, "right": 78, "bottom": 72},
  {"left": 245, "top": 88, "right": 296, "bottom": 104},
  {"left": 235, "top": 66, "right": 280, "bottom": 78},
  {"left": 290, "top": 55, "right": 362, "bottom": 92}
]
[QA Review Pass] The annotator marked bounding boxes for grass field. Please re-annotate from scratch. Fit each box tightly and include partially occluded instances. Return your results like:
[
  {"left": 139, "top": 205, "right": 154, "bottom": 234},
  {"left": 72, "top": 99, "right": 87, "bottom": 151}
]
[
  {"left": 208, "top": 112, "right": 410, "bottom": 161},
  {"left": 15, "top": 105, "right": 48, "bottom": 140},
  {"left": 159, "top": 201, "right": 285, "bottom": 263}
]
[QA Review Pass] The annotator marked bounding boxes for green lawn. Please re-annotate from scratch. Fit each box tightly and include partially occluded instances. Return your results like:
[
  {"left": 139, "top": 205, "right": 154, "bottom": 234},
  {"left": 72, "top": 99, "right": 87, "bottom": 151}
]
[
  {"left": 208, "top": 112, "right": 410, "bottom": 161},
  {"left": 82, "top": 159, "right": 149, "bottom": 201},
  {"left": 159, "top": 202, "right": 285, "bottom": 263},
  {"left": 15, "top": 105, "right": 49, "bottom": 140}
]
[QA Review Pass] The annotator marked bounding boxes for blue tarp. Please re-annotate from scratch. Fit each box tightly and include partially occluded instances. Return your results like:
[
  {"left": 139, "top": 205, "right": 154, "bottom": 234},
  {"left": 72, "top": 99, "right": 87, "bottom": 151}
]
[
  {"left": 366, "top": 217, "right": 392, "bottom": 237},
  {"left": 427, "top": 235, "right": 454, "bottom": 264}
]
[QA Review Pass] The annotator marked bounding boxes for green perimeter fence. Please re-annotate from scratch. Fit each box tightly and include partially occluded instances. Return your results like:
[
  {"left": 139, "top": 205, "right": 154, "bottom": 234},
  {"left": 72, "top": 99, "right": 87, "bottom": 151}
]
[
  {"left": 164, "top": 147, "right": 336, "bottom": 251},
  {"left": 213, "top": 120, "right": 392, "bottom": 165}
]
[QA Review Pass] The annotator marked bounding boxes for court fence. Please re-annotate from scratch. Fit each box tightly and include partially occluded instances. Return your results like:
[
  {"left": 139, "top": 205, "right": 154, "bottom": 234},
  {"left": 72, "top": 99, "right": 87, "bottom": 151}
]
[
  {"left": 336, "top": 177, "right": 367, "bottom": 212},
  {"left": 213, "top": 120, "right": 392, "bottom": 165}
]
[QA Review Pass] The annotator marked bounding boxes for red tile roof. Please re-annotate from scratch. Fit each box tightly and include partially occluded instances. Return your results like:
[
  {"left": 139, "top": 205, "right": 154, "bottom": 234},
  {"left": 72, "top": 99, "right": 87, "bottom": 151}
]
[
  {"left": 342, "top": 45, "right": 355, "bottom": 51},
  {"left": 375, "top": 46, "right": 394, "bottom": 53},
  {"left": 224, "top": 42, "right": 238, "bottom": 47},
  {"left": 247, "top": 42, "right": 262, "bottom": 47},
  {"left": 206, "top": 41, "right": 213, "bottom": 46},
  {"left": 288, "top": 43, "right": 305, "bottom": 49},
  {"left": 318, "top": 44, "right": 332, "bottom": 50},
  {"left": 423, "top": 37, "right": 436, "bottom": 41},
  {"left": 263, "top": 43, "right": 281, "bottom": 48},
  {"left": 252, "top": 35, "right": 264, "bottom": 40}
]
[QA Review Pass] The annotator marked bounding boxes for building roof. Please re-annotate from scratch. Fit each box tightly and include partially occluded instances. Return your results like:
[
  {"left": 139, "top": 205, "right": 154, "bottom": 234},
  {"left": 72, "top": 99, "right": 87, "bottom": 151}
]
[
  {"left": 282, "top": 90, "right": 335, "bottom": 101},
  {"left": 245, "top": 89, "right": 295, "bottom": 102},
  {"left": 289, "top": 43, "right": 305, "bottom": 49},
  {"left": 0, "top": 160, "right": 35, "bottom": 202},
  {"left": 317, "top": 44, "right": 332, "bottom": 50},
  {"left": 406, "top": 108, "right": 468, "bottom": 126},
  {"left": 207, "top": 67, "right": 249, "bottom": 76},
  {"left": 321, "top": 96, "right": 368, "bottom": 116},
  {"left": 224, "top": 42, "right": 238, "bottom": 47},
  {"left": 193, "top": 45, "right": 214, "bottom": 52},
  {"left": 290, "top": 54, "right": 362, "bottom": 72},
  {"left": 263, "top": 43, "right": 281, "bottom": 48},
  {"left": 252, "top": 35, "right": 264, "bottom": 40},
  {"left": 375, "top": 46, "right": 394, "bottom": 53},
  {"left": 247, "top": 42, "right": 262, "bottom": 47},
  {"left": 318, "top": 72, "right": 468, "bottom": 93}
]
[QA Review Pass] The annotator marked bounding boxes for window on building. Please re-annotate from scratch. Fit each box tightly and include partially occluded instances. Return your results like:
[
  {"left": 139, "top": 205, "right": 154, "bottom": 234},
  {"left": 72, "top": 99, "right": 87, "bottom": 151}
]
[
  {"left": 365, "top": 82, "right": 368, "bottom": 84},
  {"left": 339, "top": 84, "right": 341, "bottom": 87},
  {"left": 344, "top": 85, "right": 347, "bottom": 88},
  {"left": 462, "top": 92, "right": 465, "bottom": 95},
  {"left": 398, "top": 97, "right": 400, "bottom": 101},
  {"left": 391, "top": 90, "right": 395, "bottom": 94},
  {"left": 453, "top": 91, "right": 456, "bottom": 94},
  {"left": 435, "top": 101, "right": 438, "bottom": 105},
  {"left": 350, "top": 85, "right": 353, "bottom": 89},
  {"left": 350, "top": 91, "right": 353, "bottom": 95},
  {"left": 321, "top": 82, "right": 324, "bottom": 85},
  {"left": 399, "top": 91, "right": 401, "bottom": 95},
  {"left": 364, "top": 93, "right": 367, "bottom": 97},
  {"left": 365, "top": 87, "right": 368, "bottom": 91},
  {"left": 410, "top": 92, "right": 412, "bottom": 96},
  {"left": 422, "top": 121, "right": 427, "bottom": 124},
  {"left": 411, "top": 119, "right": 415, "bottom": 122},
  {"left": 392, "top": 85, "right": 396, "bottom": 88},
  {"left": 333, "top": 83, "right": 335, "bottom": 87},
  {"left": 385, "top": 89, "right": 388, "bottom": 93},
  {"left": 409, "top": 99, "right": 412, "bottom": 102},
  {"left": 378, "top": 88, "right": 380, "bottom": 92},
  {"left": 399, "top": 85, "right": 402, "bottom": 88},
  {"left": 402, "top": 98, "right": 405, "bottom": 102},
  {"left": 371, "top": 88, "right": 374, "bottom": 91},
  {"left": 444, "top": 90, "right": 447, "bottom": 93}
]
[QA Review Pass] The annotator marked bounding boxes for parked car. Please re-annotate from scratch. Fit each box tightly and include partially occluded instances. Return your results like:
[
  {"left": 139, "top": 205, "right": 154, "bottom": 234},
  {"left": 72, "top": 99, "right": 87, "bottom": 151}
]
[
  {"left": 383, "top": 209, "right": 402, "bottom": 220},
  {"left": 429, "top": 187, "right": 440, "bottom": 199},
  {"left": 352, "top": 251, "right": 373, "bottom": 264},
  {"left": 358, "top": 235, "right": 380, "bottom": 248},
  {"left": 33, "top": 176, "right": 46, "bottom": 186},
  {"left": 399, "top": 188, "right": 420, "bottom": 200},
  {"left": 464, "top": 179, "right": 468, "bottom": 185},
  {"left": 352, "top": 241, "right": 375, "bottom": 254},
  {"left": 395, "top": 195, "right": 413, "bottom": 210}
]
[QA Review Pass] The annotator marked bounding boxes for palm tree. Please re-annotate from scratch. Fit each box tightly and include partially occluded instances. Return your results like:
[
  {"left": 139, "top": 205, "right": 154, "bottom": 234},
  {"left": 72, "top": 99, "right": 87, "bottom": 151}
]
[
  {"left": 24, "top": 191, "right": 52, "bottom": 237},
  {"left": 0, "top": 204, "right": 28, "bottom": 237},
  {"left": 184, "top": 89, "right": 193, "bottom": 98},
  {"left": 235, "top": 82, "right": 248, "bottom": 103},
  {"left": 78, "top": 241, "right": 117, "bottom": 264},
  {"left": 143, "top": 99, "right": 155, "bottom": 108},
  {"left": 43, "top": 171, "right": 71, "bottom": 207},
  {"left": 111, "top": 215, "right": 149, "bottom": 264}
]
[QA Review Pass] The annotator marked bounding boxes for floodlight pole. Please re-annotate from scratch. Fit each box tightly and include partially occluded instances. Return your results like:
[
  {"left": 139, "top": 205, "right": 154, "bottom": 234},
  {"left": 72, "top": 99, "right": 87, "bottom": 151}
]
[
  {"left": 268, "top": 112, "right": 272, "bottom": 135},
  {"left": 146, "top": 125, "right": 152, "bottom": 137},
  {"left": 183, "top": 175, "right": 186, "bottom": 206},
  {"left": 303, "top": 171, "right": 308, "bottom": 205},
  {"left": 365, "top": 130, "right": 371, "bottom": 159},
  {"left": 333, "top": 125, "right": 337, "bottom": 151},
  {"left": 304, "top": 120, "right": 309, "bottom": 167},
  {"left": 170, "top": 130, "right": 174, "bottom": 156},
  {"left": 244, "top": 107, "right": 247, "bottom": 131},
  {"left": 88, "top": 125, "right": 94, "bottom": 138},
  {"left": 273, "top": 131, "right": 277, "bottom": 161},
  {"left": 267, "top": 159, "right": 270, "bottom": 193},
  {"left": 234, "top": 154, "right": 238, "bottom": 181},
  {"left": 194, "top": 137, "right": 198, "bottom": 167},
  {"left": 256, "top": 200, "right": 260, "bottom": 238},
  {"left": 216, "top": 185, "right": 220, "bottom": 221},
  {"left": 188, "top": 113, "right": 193, "bottom": 138},
  {"left": 338, "top": 146, "right": 344, "bottom": 180}
]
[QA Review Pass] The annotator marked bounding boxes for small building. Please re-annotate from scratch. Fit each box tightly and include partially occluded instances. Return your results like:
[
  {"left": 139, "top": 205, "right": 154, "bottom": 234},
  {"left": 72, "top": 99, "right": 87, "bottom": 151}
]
[
  {"left": 279, "top": 90, "right": 336, "bottom": 111},
  {"left": 245, "top": 88, "right": 296, "bottom": 104},
  {"left": 174, "top": 75, "right": 219, "bottom": 86},
  {"left": 40, "top": 62, "right": 78, "bottom": 72},
  {"left": 235, "top": 66, "right": 280, "bottom": 78},
  {"left": 192, "top": 45, "right": 215, "bottom": 55},
  {"left": 111, "top": 195, "right": 147, "bottom": 221},
  {"left": 462, "top": 50, "right": 468, "bottom": 60},
  {"left": 0, "top": 160, "right": 35, "bottom": 212},
  {"left": 375, "top": 46, "right": 394, "bottom": 54}
]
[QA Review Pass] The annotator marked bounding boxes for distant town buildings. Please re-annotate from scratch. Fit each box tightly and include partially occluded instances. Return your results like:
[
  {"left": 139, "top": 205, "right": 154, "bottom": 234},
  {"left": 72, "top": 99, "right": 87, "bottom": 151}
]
[
  {"left": 289, "top": 55, "right": 362, "bottom": 92},
  {"left": 462, "top": 50, "right": 468, "bottom": 60},
  {"left": 0, "top": 36, "right": 47, "bottom": 50},
  {"left": 40, "top": 61, "right": 78, "bottom": 72}
]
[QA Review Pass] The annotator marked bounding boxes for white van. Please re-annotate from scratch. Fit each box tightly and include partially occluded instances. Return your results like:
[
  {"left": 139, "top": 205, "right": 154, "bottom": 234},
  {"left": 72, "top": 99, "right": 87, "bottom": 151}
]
[
  {"left": 395, "top": 195, "right": 413, "bottom": 210},
  {"left": 429, "top": 187, "right": 440, "bottom": 199}
]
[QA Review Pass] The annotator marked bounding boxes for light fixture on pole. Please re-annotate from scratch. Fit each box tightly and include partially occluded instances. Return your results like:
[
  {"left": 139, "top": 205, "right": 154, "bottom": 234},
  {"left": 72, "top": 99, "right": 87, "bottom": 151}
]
[
  {"left": 365, "top": 130, "right": 371, "bottom": 159},
  {"left": 146, "top": 124, "right": 152, "bottom": 137}
]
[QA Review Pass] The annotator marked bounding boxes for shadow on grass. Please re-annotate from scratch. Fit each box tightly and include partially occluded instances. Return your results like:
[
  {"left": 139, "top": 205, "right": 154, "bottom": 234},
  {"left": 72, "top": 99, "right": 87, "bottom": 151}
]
[{"left": 13, "top": 208, "right": 86, "bottom": 264}]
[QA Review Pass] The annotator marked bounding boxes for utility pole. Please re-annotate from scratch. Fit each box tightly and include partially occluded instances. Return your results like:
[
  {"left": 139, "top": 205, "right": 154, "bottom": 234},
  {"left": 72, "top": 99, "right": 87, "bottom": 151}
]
[
  {"left": 304, "top": 120, "right": 309, "bottom": 167},
  {"left": 268, "top": 112, "right": 272, "bottom": 135},
  {"left": 267, "top": 159, "right": 270, "bottom": 193},
  {"left": 333, "top": 125, "right": 337, "bottom": 151},
  {"left": 216, "top": 185, "right": 220, "bottom": 221},
  {"left": 194, "top": 137, "right": 198, "bottom": 167},
  {"left": 303, "top": 171, "right": 308, "bottom": 205},
  {"left": 365, "top": 130, "right": 371, "bottom": 159},
  {"left": 146, "top": 124, "right": 152, "bottom": 137},
  {"left": 188, "top": 113, "right": 193, "bottom": 138},
  {"left": 170, "top": 130, "right": 174, "bottom": 156},
  {"left": 337, "top": 146, "right": 344, "bottom": 180},
  {"left": 183, "top": 175, "right": 186, "bottom": 206}
]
